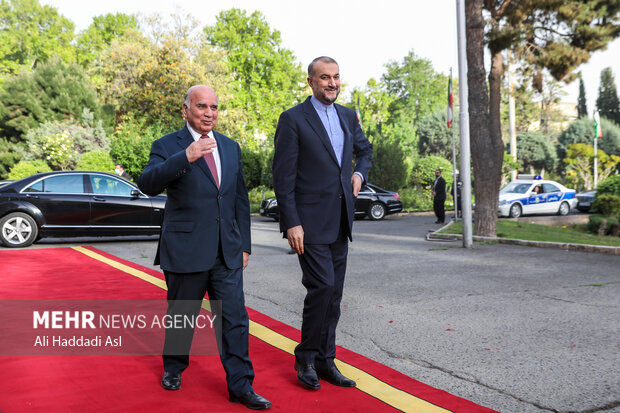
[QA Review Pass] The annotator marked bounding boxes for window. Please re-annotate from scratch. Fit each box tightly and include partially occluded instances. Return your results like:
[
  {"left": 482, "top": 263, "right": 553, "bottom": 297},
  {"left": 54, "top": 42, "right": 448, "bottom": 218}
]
[
  {"left": 36, "top": 175, "right": 84, "bottom": 194},
  {"left": 542, "top": 183, "right": 560, "bottom": 193},
  {"left": 89, "top": 175, "right": 134, "bottom": 196}
]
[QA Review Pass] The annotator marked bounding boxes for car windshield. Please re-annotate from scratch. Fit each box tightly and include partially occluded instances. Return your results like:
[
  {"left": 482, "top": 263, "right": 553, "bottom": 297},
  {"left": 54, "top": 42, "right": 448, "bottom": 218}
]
[{"left": 500, "top": 182, "right": 531, "bottom": 194}]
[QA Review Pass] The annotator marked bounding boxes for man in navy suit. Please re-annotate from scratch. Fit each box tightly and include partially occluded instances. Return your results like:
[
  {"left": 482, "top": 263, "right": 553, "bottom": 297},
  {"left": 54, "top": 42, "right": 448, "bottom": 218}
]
[
  {"left": 138, "top": 85, "right": 271, "bottom": 410},
  {"left": 273, "top": 57, "right": 373, "bottom": 390}
]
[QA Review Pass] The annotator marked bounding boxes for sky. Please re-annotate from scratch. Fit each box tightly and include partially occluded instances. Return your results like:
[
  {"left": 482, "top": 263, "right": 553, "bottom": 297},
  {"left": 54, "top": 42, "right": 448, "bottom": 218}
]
[{"left": 42, "top": 0, "right": 619, "bottom": 113}]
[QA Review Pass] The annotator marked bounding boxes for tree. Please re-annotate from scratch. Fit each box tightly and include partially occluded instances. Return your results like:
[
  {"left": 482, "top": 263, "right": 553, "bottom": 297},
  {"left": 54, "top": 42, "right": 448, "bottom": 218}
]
[
  {"left": 381, "top": 51, "right": 448, "bottom": 152},
  {"left": 349, "top": 78, "right": 395, "bottom": 144},
  {"left": 578, "top": 75, "right": 588, "bottom": 118},
  {"left": 417, "top": 108, "right": 459, "bottom": 161},
  {"left": 76, "top": 13, "right": 138, "bottom": 67},
  {"left": 0, "top": 57, "right": 100, "bottom": 142},
  {"left": 596, "top": 67, "right": 620, "bottom": 125},
  {"left": 466, "top": 0, "right": 503, "bottom": 236},
  {"left": 564, "top": 143, "right": 620, "bottom": 190},
  {"left": 558, "top": 116, "right": 620, "bottom": 168},
  {"left": 368, "top": 140, "right": 407, "bottom": 190},
  {"left": 510, "top": 132, "right": 557, "bottom": 175},
  {"left": 204, "top": 9, "right": 307, "bottom": 148},
  {"left": 465, "top": 0, "right": 620, "bottom": 237},
  {"left": 0, "top": 137, "right": 22, "bottom": 178},
  {"left": 95, "top": 28, "right": 231, "bottom": 132},
  {"left": 0, "top": 0, "right": 75, "bottom": 79}
]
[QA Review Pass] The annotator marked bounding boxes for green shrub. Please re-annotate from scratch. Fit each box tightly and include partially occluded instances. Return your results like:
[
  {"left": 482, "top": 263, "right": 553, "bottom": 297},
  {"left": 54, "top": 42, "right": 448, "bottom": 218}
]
[
  {"left": 8, "top": 160, "right": 52, "bottom": 180},
  {"left": 398, "top": 187, "right": 433, "bottom": 212},
  {"left": 248, "top": 186, "right": 275, "bottom": 213},
  {"left": 596, "top": 174, "right": 620, "bottom": 198},
  {"left": 76, "top": 150, "right": 116, "bottom": 173},
  {"left": 592, "top": 194, "right": 620, "bottom": 217},
  {"left": 587, "top": 214, "right": 620, "bottom": 236},
  {"left": 241, "top": 148, "right": 262, "bottom": 190},
  {"left": 410, "top": 155, "right": 453, "bottom": 189},
  {"left": 368, "top": 139, "right": 407, "bottom": 190},
  {"left": 0, "top": 139, "right": 23, "bottom": 179},
  {"left": 110, "top": 115, "right": 163, "bottom": 180}
]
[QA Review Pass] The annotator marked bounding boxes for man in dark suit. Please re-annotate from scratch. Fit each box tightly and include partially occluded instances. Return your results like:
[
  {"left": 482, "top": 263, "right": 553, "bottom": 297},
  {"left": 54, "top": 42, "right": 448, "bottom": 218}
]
[
  {"left": 432, "top": 168, "right": 446, "bottom": 223},
  {"left": 138, "top": 85, "right": 271, "bottom": 410},
  {"left": 273, "top": 56, "right": 373, "bottom": 391}
]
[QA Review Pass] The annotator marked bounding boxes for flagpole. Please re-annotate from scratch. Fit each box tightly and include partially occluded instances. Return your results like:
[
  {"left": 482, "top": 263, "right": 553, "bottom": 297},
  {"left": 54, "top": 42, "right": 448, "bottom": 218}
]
[
  {"left": 594, "top": 111, "right": 599, "bottom": 189},
  {"left": 456, "top": 0, "right": 472, "bottom": 248},
  {"left": 449, "top": 68, "right": 458, "bottom": 221}
]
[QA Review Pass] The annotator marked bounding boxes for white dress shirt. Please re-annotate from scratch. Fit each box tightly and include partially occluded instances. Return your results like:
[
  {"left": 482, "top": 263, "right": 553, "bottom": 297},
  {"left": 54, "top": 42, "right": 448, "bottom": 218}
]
[{"left": 187, "top": 123, "right": 222, "bottom": 186}]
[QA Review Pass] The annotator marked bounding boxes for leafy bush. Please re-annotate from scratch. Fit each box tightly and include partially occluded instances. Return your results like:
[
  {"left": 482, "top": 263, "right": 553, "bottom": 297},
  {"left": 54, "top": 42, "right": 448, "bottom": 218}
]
[
  {"left": 260, "top": 149, "right": 274, "bottom": 188},
  {"left": 597, "top": 174, "right": 620, "bottom": 197},
  {"left": 8, "top": 160, "right": 52, "bottom": 180},
  {"left": 23, "top": 116, "right": 109, "bottom": 160},
  {"left": 398, "top": 187, "right": 433, "bottom": 212},
  {"left": 110, "top": 115, "right": 163, "bottom": 180},
  {"left": 241, "top": 147, "right": 262, "bottom": 190},
  {"left": 0, "top": 138, "right": 23, "bottom": 179},
  {"left": 592, "top": 194, "right": 620, "bottom": 217},
  {"left": 557, "top": 117, "right": 620, "bottom": 166},
  {"left": 410, "top": 155, "right": 453, "bottom": 189},
  {"left": 368, "top": 139, "right": 407, "bottom": 190},
  {"left": 587, "top": 214, "right": 620, "bottom": 237},
  {"left": 248, "top": 186, "right": 275, "bottom": 213},
  {"left": 76, "top": 150, "right": 116, "bottom": 173}
]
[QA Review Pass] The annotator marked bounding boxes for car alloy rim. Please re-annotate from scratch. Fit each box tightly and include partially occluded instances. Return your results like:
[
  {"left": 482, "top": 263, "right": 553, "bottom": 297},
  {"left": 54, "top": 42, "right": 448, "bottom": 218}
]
[
  {"left": 2, "top": 216, "right": 32, "bottom": 245},
  {"left": 560, "top": 203, "right": 569, "bottom": 215},
  {"left": 371, "top": 204, "right": 384, "bottom": 219}
]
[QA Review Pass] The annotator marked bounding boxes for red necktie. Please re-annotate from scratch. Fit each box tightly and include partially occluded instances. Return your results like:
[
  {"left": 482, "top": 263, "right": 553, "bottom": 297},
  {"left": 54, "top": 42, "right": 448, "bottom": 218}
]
[{"left": 200, "top": 135, "right": 219, "bottom": 188}]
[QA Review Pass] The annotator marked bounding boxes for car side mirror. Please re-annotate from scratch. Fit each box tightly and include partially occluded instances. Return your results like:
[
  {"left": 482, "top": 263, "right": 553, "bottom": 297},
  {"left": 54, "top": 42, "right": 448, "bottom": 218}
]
[{"left": 130, "top": 189, "right": 141, "bottom": 198}]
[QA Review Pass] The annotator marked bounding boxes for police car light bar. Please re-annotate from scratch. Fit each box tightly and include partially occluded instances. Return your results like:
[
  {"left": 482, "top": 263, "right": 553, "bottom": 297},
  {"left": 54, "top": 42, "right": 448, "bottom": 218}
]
[{"left": 516, "top": 174, "right": 542, "bottom": 180}]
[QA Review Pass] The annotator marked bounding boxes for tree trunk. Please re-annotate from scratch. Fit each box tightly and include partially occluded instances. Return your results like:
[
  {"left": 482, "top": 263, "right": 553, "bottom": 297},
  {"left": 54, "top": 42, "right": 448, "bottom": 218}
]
[{"left": 466, "top": 0, "right": 504, "bottom": 237}]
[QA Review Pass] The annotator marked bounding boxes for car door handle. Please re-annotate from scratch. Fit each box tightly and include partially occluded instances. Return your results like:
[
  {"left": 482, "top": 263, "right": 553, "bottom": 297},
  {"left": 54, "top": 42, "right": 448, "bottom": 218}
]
[
  {"left": 93, "top": 196, "right": 106, "bottom": 202},
  {"left": 26, "top": 194, "right": 39, "bottom": 199}
]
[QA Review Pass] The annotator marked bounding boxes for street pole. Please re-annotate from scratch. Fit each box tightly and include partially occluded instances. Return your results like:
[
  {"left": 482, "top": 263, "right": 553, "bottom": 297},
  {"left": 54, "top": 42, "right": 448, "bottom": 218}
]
[
  {"left": 450, "top": 68, "right": 458, "bottom": 221},
  {"left": 456, "top": 0, "right": 472, "bottom": 248}
]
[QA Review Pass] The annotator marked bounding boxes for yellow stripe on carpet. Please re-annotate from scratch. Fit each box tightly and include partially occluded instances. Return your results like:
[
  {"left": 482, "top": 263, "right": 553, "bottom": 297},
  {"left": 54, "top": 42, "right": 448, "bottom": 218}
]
[{"left": 72, "top": 246, "right": 450, "bottom": 413}]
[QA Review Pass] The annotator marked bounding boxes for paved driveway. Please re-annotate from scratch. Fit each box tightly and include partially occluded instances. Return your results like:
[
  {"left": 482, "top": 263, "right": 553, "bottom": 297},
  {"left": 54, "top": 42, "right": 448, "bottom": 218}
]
[{"left": 4, "top": 213, "right": 619, "bottom": 412}]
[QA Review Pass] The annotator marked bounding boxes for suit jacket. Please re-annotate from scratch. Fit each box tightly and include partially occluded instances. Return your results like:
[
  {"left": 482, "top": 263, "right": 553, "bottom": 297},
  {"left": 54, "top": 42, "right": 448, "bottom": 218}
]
[
  {"left": 138, "top": 126, "right": 251, "bottom": 273},
  {"left": 273, "top": 97, "right": 373, "bottom": 244},
  {"left": 433, "top": 176, "right": 446, "bottom": 200}
]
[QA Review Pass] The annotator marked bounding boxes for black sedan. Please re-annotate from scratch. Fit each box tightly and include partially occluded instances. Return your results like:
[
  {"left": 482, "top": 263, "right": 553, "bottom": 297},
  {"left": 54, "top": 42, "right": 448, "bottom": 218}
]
[
  {"left": 576, "top": 191, "right": 596, "bottom": 212},
  {"left": 260, "top": 183, "right": 402, "bottom": 221},
  {"left": 0, "top": 171, "right": 166, "bottom": 247}
]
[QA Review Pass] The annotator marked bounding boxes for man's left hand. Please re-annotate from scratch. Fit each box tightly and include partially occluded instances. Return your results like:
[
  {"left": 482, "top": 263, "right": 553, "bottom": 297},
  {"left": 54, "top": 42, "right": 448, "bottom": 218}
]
[
  {"left": 351, "top": 174, "right": 362, "bottom": 197},
  {"left": 243, "top": 252, "right": 250, "bottom": 270}
]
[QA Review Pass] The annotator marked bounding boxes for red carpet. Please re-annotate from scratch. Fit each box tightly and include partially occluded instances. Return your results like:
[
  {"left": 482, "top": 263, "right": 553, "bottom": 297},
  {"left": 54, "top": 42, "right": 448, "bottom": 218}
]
[{"left": 0, "top": 247, "right": 497, "bottom": 413}]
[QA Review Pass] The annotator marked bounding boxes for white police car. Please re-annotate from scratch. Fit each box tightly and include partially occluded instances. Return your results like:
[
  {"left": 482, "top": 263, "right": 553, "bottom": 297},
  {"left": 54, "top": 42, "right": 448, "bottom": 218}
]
[{"left": 498, "top": 176, "right": 577, "bottom": 218}]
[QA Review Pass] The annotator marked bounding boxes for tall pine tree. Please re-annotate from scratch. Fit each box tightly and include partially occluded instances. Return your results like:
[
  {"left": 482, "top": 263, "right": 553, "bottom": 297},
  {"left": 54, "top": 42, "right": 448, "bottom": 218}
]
[
  {"left": 596, "top": 67, "right": 620, "bottom": 125},
  {"left": 577, "top": 76, "right": 588, "bottom": 118}
]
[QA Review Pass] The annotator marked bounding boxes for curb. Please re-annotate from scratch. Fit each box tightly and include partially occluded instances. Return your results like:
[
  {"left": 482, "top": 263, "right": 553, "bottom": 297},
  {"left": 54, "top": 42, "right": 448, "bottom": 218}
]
[{"left": 429, "top": 221, "right": 620, "bottom": 256}]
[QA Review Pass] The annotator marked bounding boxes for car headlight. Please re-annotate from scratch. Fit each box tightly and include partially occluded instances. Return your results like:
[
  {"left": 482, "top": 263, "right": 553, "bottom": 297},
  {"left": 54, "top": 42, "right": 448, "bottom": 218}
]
[
  {"left": 269, "top": 199, "right": 277, "bottom": 207},
  {"left": 499, "top": 199, "right": 507, "bottom": 206}
]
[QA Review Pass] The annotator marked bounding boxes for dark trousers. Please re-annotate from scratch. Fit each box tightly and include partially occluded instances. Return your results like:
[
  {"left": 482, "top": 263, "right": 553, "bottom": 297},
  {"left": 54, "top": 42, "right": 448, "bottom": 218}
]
[
  {"left": 295, "top": 222, "right": 348, "bottom": 368},
  {"left": 434, "top": 197, "right": 446, "bottom": 222},
  {"left": 162, "top": 253, "right": 254, "bottom": 397}
]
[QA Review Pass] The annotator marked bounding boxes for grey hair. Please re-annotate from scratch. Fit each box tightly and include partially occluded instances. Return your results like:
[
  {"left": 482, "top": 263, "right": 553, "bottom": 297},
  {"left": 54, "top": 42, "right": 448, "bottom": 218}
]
[
  {"left": 184, "top": 85, "right": 218, "bottom": 106},
  {"left": 308, "top": 56, "right": 338, "bottom": 77}
]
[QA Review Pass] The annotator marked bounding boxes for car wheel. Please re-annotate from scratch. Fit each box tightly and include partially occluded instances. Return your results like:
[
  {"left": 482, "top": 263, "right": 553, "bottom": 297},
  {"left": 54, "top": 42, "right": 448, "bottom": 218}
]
[
  {"left": 0, "top": 212, "right": 39, "bottom": 248},
  {"left": 368, "top": 202, "right": 386, "bottom": 220},
  {"left": 509, "top": 203, "right": 522, "bottom": 218},
  {"left": 558, "top": 201, "right": 570, "bottom": 216}
]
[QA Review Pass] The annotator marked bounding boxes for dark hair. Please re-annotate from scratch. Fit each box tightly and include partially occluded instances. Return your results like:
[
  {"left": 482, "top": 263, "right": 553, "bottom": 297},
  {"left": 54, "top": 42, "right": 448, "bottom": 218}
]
[{"left": 308, "top": 56, "right": 338, "bottom": 77}]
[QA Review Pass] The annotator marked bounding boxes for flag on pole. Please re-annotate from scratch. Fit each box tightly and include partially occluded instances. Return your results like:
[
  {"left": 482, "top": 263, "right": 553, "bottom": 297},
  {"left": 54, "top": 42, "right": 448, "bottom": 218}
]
[
  {"left": 594, "top": 111, "right": 603, "bottom": 139},
  {"left": 447, "top": 68, "right": 454, "bottom": 128},
  {"left": 356, "top": 97, "right": 363, "bottom": 129}
]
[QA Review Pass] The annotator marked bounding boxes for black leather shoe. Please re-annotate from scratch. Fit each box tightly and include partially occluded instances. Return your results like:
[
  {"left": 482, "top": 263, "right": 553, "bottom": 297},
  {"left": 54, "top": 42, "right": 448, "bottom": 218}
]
[
  {"left": 161, "top": 371, "right": 181, "bottom": 390},
  {"left": 316, "top": 364, "right": 356, "bottom": 387},
  {"left": 294, "top": 361, "right": 320, "bottom": 390},
  {"left": 229, "top": 391, "right": 272, "bottom": 410}
]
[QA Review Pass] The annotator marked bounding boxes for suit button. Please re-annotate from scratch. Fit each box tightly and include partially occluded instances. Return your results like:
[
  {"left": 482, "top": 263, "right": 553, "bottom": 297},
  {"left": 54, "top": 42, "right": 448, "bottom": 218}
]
[
  {"left": 216, "top": 218, "right": 221, "bottom": 222},
  {"left": 218, "top": 195, "right": 222, "bottom": 200}
]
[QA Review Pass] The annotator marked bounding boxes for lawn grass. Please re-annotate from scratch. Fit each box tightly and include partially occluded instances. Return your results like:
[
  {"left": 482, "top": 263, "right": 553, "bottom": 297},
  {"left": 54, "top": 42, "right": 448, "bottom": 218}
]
[{"left": 440, "top": 219, "right": 620, "bottom": 247}]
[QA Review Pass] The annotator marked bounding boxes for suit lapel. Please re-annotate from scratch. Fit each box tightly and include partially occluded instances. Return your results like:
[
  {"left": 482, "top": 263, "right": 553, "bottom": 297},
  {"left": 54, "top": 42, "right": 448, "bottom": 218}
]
[
  {"left": 177, "top": 126, "right": 219, "bottom": 189},
  {"left": 302, "top": 98, "right": 340, "bottom": 167}
]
